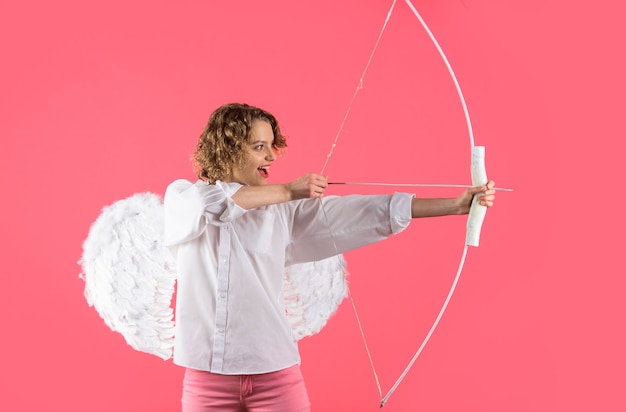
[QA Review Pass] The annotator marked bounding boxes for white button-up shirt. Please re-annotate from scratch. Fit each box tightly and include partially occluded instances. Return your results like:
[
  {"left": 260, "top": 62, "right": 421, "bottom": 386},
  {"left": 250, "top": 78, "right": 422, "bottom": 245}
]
[{"left": 163, "top": 179, "right": 413, "bottom": 375}]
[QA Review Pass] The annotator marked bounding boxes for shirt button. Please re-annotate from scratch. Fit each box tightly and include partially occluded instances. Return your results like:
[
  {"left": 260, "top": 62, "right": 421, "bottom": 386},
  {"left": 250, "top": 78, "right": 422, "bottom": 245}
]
[
  {"left": 218, "top": 329, "right": 225, "bottom": 334},
  {"left": 218, "top": 293, "right": 226, "bottom": 299}
]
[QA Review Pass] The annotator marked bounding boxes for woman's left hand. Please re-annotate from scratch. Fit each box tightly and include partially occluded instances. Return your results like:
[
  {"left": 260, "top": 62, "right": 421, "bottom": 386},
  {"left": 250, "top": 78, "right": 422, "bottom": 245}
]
[{"left": 458, "top": 180, "right": 496, "bottom": 214}]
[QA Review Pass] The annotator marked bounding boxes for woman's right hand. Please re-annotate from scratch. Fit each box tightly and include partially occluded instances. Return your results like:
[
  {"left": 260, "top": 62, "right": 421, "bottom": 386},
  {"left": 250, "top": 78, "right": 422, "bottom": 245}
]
[{"left": 286, "top": 173, "right": 328, "bottom": 200}]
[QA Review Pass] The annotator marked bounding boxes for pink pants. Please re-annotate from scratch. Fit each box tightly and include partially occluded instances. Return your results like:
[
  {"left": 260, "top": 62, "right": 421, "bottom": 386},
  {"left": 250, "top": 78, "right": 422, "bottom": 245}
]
[{"left": 181, "top": 365, "right": 311, "bottom": 412}]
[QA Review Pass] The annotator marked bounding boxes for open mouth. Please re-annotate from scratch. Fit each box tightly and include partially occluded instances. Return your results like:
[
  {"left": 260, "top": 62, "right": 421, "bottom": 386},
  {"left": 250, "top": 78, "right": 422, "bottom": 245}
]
[{"left": 257, "top": 167, "right": 269, "bottom": 178}]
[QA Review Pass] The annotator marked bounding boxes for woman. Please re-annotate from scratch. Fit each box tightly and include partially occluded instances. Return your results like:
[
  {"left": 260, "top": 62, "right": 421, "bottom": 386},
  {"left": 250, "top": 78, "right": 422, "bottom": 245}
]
[{"left": 164, "top": 103, "right": 495, "bottom": 411}]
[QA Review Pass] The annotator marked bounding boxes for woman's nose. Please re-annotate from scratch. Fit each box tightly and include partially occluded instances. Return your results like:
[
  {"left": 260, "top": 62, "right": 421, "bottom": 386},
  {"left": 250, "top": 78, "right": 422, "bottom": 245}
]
[{"left": 266, "top": 148, "right": 276, "bottom": 161}]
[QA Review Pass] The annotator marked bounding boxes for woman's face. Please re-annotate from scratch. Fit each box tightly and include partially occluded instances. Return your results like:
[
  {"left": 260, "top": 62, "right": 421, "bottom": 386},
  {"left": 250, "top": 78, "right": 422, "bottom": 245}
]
[{"left": 230, "top": 120, "right": 277, "bottom": 186}]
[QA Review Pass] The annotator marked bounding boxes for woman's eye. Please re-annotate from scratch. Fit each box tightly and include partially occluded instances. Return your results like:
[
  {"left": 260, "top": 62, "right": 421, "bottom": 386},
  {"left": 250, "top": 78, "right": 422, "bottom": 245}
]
[{"left": 255, "top": 145, "right": 263, "bottom": 150}]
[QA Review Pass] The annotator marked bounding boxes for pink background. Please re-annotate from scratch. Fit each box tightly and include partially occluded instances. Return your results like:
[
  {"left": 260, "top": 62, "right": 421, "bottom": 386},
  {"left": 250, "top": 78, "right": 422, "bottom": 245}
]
[{"left": 1, "top": 0, "right": 624, "bottom": 411}]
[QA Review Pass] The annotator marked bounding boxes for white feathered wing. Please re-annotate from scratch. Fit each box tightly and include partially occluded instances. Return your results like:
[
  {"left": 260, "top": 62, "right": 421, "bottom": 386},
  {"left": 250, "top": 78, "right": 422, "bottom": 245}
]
[{"left": 79, "top": 192, "right": 348, "bottom": 360}]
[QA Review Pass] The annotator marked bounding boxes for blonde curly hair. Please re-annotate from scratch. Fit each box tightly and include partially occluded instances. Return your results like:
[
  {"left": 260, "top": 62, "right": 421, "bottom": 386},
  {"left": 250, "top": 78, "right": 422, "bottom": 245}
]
[{"left": 193, "top": 103, "right": 287, "bottom": 183}]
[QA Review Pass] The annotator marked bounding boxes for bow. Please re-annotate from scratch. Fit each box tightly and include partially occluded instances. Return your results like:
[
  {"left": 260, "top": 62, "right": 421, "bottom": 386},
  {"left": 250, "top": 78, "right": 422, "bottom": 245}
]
[{"left": 318, "top": 0, "right": 492, "bottom": 407}]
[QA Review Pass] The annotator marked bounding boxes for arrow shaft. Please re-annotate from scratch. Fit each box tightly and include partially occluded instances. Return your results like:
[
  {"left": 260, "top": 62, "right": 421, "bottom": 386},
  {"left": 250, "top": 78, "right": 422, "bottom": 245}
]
[{"left": 329, "top": 182, "right": 513, "bottom": 192}]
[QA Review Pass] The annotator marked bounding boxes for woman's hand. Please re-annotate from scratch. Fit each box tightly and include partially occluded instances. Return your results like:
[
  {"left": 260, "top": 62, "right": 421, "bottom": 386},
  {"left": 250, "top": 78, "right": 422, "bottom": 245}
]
[
  {"left": 286, "top": 173, "right": 328, "bottom": 200},
  {"left": 457, "top": 180, "right": 496, "bottom": 214}
]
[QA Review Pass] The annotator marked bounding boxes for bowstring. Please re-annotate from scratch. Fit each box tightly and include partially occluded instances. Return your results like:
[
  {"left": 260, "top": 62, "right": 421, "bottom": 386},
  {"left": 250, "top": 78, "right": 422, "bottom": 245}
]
[
  {"left": 318, "top": 0, "right": 400, "bottom": 401},
  {"left": 320, "top": 0, "right": 398, "bottom": 176}
]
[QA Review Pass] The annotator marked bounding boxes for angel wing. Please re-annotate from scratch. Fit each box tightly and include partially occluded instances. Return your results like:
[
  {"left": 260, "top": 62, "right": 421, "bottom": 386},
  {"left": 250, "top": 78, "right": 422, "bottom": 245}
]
[
  {"left": 79, "top": 193, "right": 177, "bottom": 360},
  {"left": 283, "top": 255, "right": 348, "bottom": 340},
  {"left": 79, "top": 192, "right": 348, "bottom": 360}
]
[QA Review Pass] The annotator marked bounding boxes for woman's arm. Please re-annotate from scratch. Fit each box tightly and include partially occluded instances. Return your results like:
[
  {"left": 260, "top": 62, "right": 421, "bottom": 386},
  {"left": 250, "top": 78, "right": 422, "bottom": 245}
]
[
  {"left": 231, "top": 173, "right": 328, "bottom": 210},
  {"left": 411, "top": 181, "right": 496, "bottom": 218}
]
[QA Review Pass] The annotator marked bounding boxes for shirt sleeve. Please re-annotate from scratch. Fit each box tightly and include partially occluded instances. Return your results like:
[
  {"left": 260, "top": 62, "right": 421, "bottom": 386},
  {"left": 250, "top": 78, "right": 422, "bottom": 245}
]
[
  {"left": 284, "top": 192, "right": 414, "bottom": 264},
  {"left": 163, "top": 179, "right": 246, "bottom": 246}
]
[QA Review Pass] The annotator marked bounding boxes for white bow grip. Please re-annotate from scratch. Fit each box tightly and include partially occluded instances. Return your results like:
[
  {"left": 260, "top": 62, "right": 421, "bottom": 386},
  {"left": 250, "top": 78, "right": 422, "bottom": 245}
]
[{"left": 465, "top": 146, "right": 487, "bottom": 247}]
